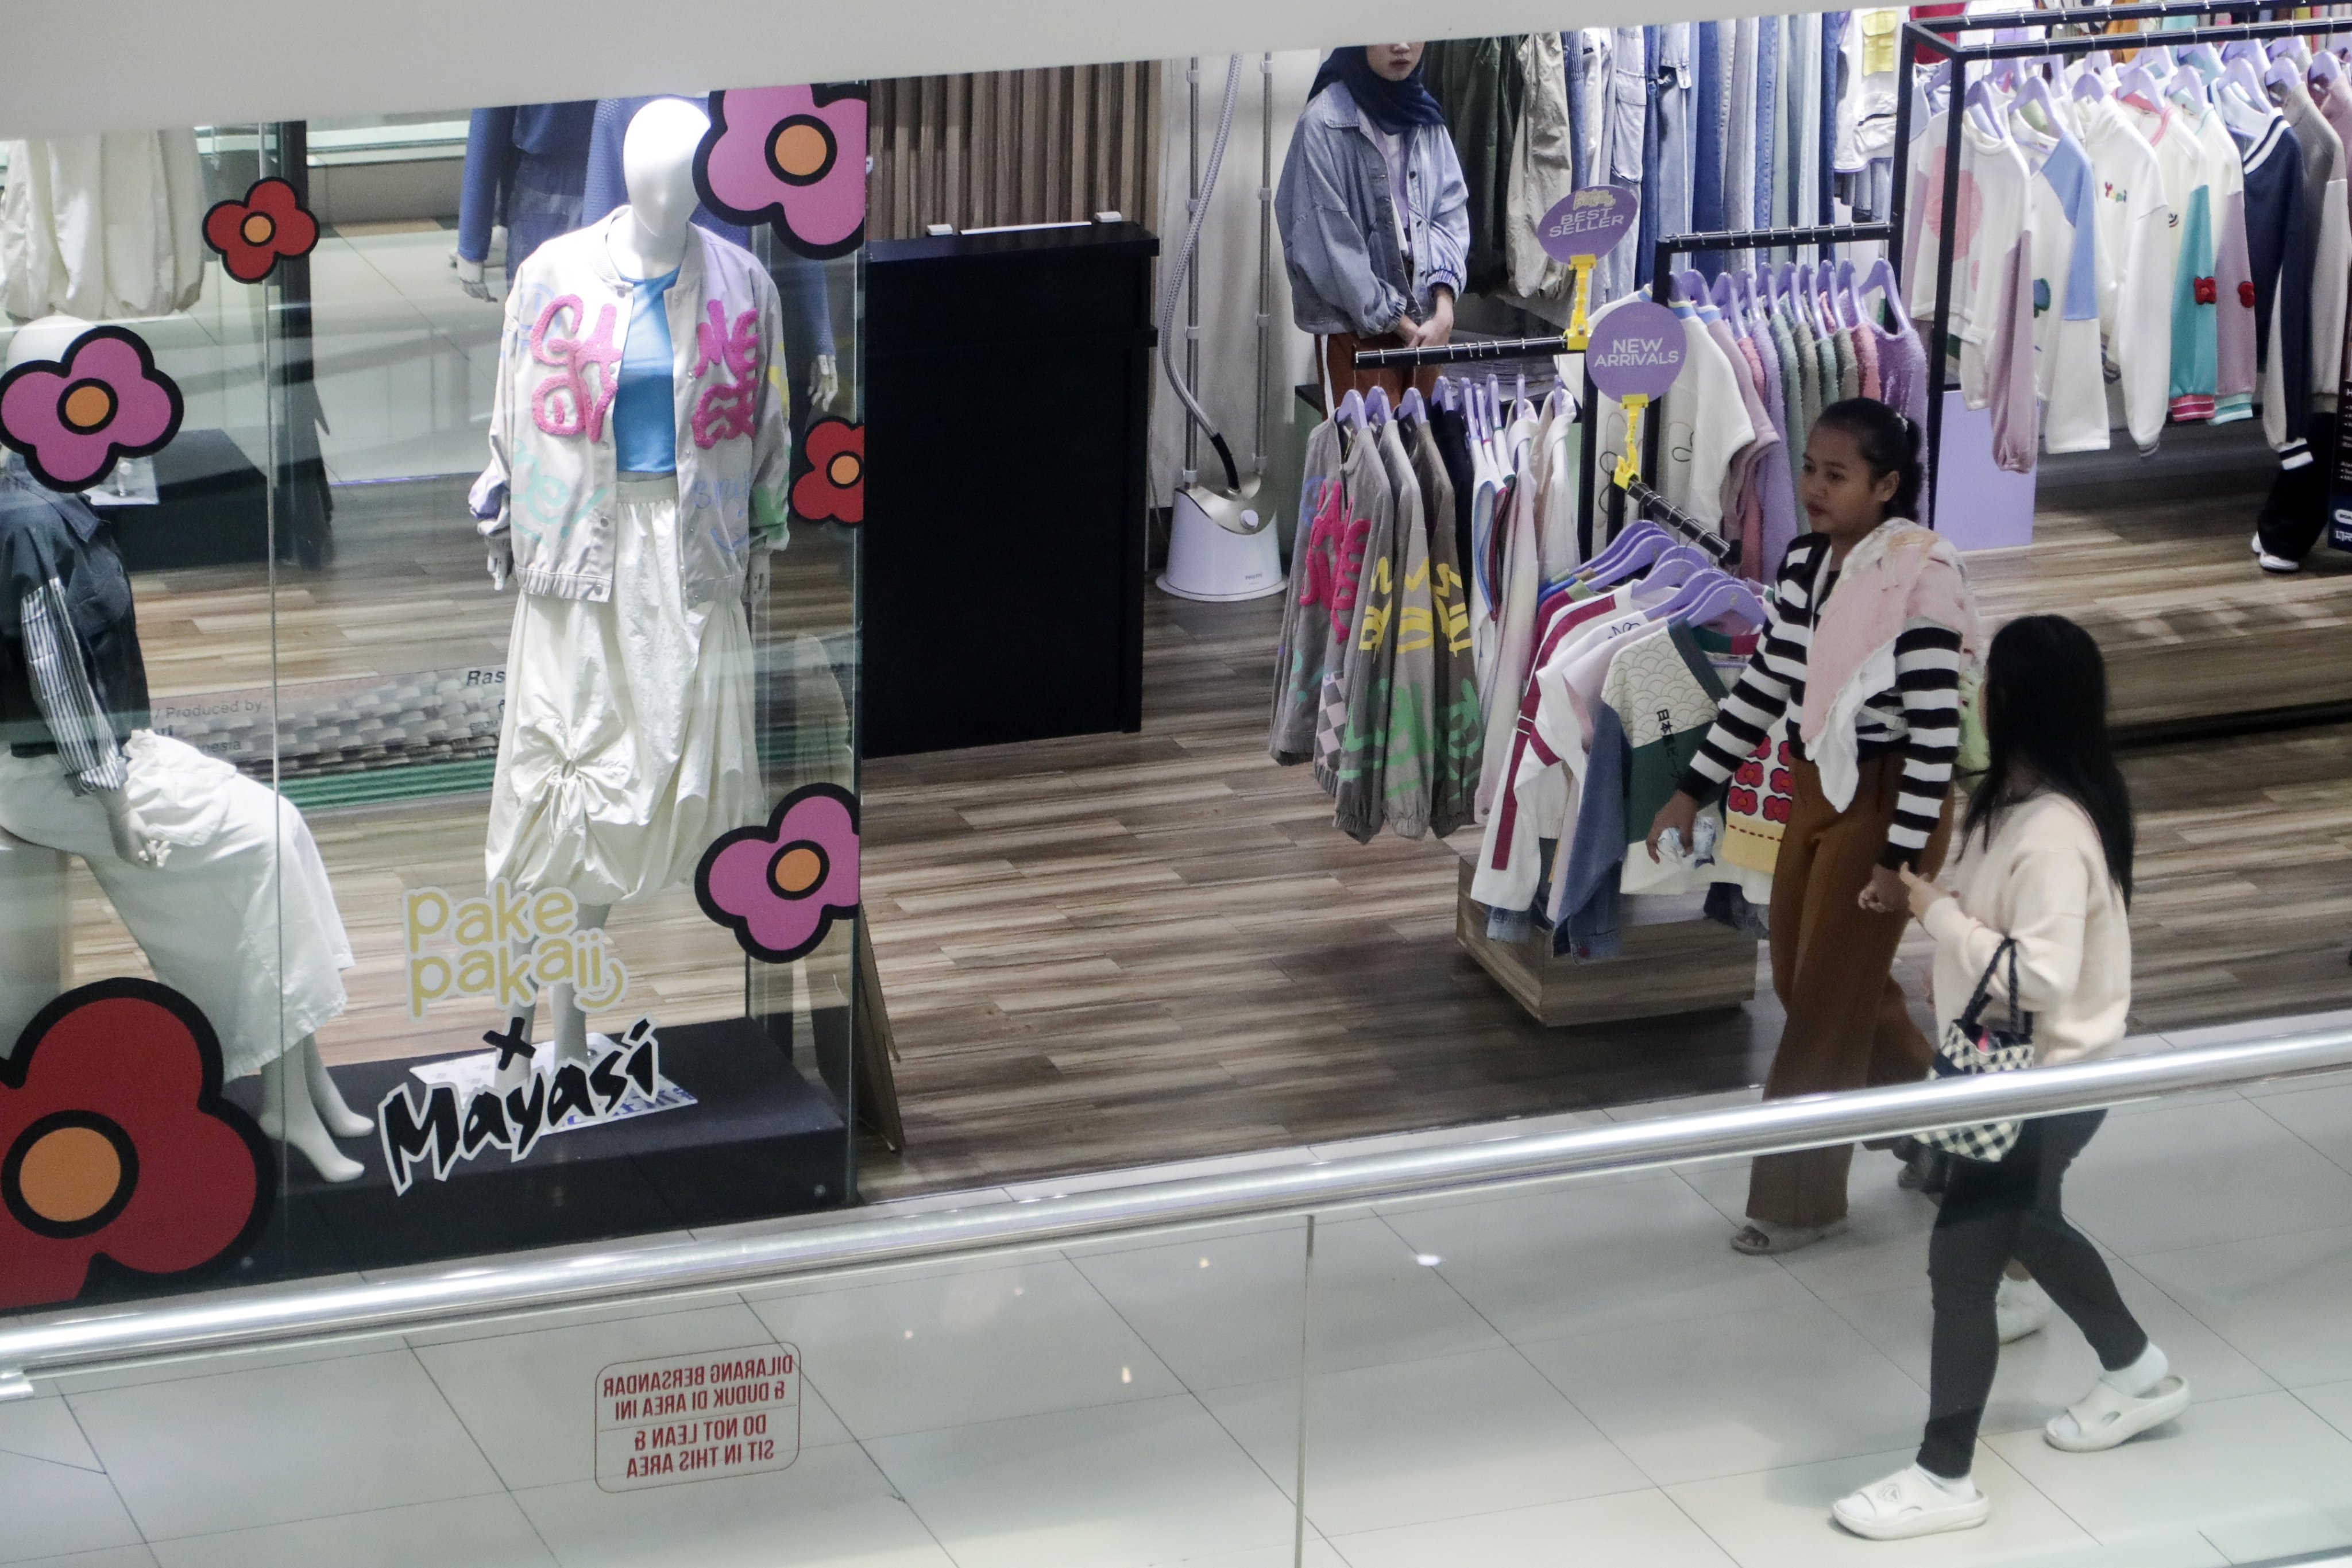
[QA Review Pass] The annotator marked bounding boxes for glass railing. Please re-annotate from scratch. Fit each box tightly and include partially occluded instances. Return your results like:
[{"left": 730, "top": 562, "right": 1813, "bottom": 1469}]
[{"left": 4, "top": 1022, "right": 2350, "bottom": 1566}]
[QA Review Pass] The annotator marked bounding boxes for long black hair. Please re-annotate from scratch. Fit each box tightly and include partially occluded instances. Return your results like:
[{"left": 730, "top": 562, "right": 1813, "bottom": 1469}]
[
  {"left": 1963, "top": 615, "right": 2134, "bottom": 901},
  {"left": 1812, "top": 396, "right": 1925, "bottom": 521}
]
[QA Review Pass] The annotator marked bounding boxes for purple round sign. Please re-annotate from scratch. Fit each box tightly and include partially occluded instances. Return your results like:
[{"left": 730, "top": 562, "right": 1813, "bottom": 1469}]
[
  {"left": 1585, "top": 302, "right": 1685, "bottom": 401},
  {"left": 1536, "top": 186, "right": 1638, "bottom": 264}
]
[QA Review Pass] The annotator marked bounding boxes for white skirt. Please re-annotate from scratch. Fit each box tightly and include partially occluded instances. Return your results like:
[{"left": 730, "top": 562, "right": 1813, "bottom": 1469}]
[
  {"left": 0, "top": 731, "right": 354, "bottom": 1080},
  {"left": 485, "top": 474, "right": 765, "bottom": 906}
]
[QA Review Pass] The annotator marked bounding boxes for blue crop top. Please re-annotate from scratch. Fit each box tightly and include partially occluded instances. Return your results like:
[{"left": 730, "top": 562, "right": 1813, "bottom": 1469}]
[{"left": 614, "top": 267, "right": 681, "bottom": 474}]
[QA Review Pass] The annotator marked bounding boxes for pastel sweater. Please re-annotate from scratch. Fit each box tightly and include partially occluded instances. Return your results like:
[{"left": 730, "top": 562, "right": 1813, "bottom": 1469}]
[{"left": 1922, "top": 792, "right": 2131, "bottom": 1067}]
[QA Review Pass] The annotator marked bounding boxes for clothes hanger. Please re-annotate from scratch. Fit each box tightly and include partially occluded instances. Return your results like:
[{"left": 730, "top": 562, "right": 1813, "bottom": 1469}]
[
  {"left": 2115, "top": 62, "right": 2161, "bottom": 107},
  {"left": 2221, "top": 39, "right": 2268, "bottom": 67},
  {"left": 2013, "top": 70, "right": 2066, "bottom": 137},
  {"left": 1671, "top": 573, "right": 1770, "bottom": 629},
  {"left": 1964, "top": 75, "right": 2009, "bottom": 138},
  {"left": 2071, "top": 64, "right": 2111, "bottom": 103},
  {"left": 2185, "top": 43, "right": 2224, "bottom": 82},
  {"left": 2165, "top": 64, "right": 2208, "bottom": 112},
  {"left": 1337, "top": 388, "right": 1366, "bottom": 435},
  {"left": 2269, "top": 37, "right": 2311, "bottom": 68},
  {"left": 2311, "top": 48, "right": 2345, "bottom": 91},
  {"left": 2265, "top": 52, "right": 2305, "bottom": 96},
  {"left": 1399, "top": 387, "right": 1427, "bottom": 428},
  {"left": 1364, "top": 385, "right": 1392, "bottom": 428},
  {"left": 1835, "top": 259, "right": 1864, "bottom": 329},
  {"left": 1577, "top": 520, "right": 1669, "bottom": 584}
]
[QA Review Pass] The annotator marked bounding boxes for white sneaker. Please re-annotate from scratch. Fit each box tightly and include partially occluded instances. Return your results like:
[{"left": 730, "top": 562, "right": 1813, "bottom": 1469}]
[
  {"left": 2253, "top": 532, "right": 2301, "bottom": 574},
  {"left": 1997, "top": 1276, "right": 2054, "bottom": 1343},
  {"left": 1832, "top": 1464, "right": 1990, "bottom": 1540}
]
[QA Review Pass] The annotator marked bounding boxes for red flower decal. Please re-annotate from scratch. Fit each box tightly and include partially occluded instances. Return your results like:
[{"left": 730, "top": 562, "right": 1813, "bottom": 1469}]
[
  {"left": 1728, "top": 787, "right": 1758, "bottom": 813},
  {"left": 1763, "top": 796, "right": 1793, "bottom": 824},
  {"left": 0, "top": 326, "right": 183, "bottom": 493},
  {"left": 2192, "top": 276, "right": 2218, "bottom": 306},
  {"left": 1, "top": 979, "right": 272, "bottom": 1310},
  {"left": 696, "top": 84, "right": 868, "bottom": 260},
  {"left": 793, "top": 417, "right": 864, "bottom": 524},
  {"left": 202, "top": 177, "right": 320, "bottom": 284},
  {"left": 1770, "top": 768, "right": 1793, "bottom": 796},
  {"left": 1735, "top": 759, "right": 1764, "bottom": 786},
  {"left": 2239, "top": 280, "right": 2257, "bottom": 309}
]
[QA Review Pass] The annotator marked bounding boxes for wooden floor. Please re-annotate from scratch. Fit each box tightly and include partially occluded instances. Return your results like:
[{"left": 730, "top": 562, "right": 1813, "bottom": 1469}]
[{"left": 64, "top": 470, "right": 2352, "bottom": 1202}]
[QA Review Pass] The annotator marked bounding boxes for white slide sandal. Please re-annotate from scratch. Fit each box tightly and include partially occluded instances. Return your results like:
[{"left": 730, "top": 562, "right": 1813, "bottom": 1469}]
[
  {"left": 1831, "top": 1466, "right": 1990, "bottom": 1540},
  {"left": 2045, "top": 1374, "right": 2191, "bottom": 1452}
]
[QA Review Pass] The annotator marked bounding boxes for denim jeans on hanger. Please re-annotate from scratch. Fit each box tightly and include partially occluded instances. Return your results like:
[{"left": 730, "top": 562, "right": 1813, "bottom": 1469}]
[
  {"left": 1693, "top": 21, "right": 1729, "bottom": 276},
  {"left": 1602, "top": 26, "right": 1647, "bottom": 301},
  {"left": 1754, "top": 14, "right": 1778, "bottom": 239},
  {"left": 1563, "top": 32, "right": 1588, "bottom": 188}
]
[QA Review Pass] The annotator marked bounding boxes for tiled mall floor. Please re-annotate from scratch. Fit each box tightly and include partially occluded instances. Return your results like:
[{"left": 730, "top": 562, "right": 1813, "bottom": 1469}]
[{"left": 7, "top": 1009, "right": 2352, "bottom": 1568}]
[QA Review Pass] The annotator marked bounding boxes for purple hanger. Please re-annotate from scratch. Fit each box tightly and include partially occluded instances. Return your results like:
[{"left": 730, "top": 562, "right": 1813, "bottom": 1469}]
[
  {"left": 1337, "top": 388, "right": 1366, "bottom": 434},
  {"left": 1399, "top": 387, "right": 1427, "bottom": 428},
  {"left": 1674, "top": 573, "right": 1770, "bottom": 630},
  {"left": 1364, "top": 386, "right": 1392, "bottom": 428},
  {"left": 1859, "top": 256, "right": 1907, "bottom": 322},
  {"left": 1578, "top": 520, "right": 1670, "bottom": 585}
]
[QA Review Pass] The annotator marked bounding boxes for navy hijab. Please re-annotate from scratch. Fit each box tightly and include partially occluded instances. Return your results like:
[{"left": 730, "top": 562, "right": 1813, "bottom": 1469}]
[{"left": 1310, "top": 47, "right": 1447, "bottom": 135}]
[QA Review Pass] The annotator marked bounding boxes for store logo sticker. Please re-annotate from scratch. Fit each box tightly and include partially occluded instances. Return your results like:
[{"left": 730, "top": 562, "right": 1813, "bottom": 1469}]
[
  {"left": 402, "top": 879, "right": 627, "bottom": 1019},
  {"left": 597, "top": 1343, "right": 802, "bottom": 1491}
]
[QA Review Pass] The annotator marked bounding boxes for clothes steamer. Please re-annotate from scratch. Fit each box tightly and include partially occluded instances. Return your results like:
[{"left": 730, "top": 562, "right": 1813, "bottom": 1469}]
[{"left": 1158, "top": 54, "right": 1285, "bottom": 601}]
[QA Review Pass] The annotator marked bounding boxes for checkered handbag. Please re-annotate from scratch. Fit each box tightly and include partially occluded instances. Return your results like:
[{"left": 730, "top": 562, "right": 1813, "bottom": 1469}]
[{"left": 1920, "top": 937, "right": 2036, "bottom": 1163}]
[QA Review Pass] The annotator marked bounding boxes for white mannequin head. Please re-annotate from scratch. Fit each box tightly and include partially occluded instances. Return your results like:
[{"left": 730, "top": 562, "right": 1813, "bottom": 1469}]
[
  {"left": 5, "top": 315, "right": 94, "bottom": 373},
  {"left": 611, "top": 98, "right": 710, "bottom": 275}
]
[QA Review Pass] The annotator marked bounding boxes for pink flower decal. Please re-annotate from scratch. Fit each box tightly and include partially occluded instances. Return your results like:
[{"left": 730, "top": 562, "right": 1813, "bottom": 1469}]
[
  {"left": 0, "top": 326, "right": 184, "bottom": 493},
  {"left": 695, "top": 84, "right": 868, "bottom": 260},
  {"left": 695, "top": 783, "right": 860, "bottom": 963}
]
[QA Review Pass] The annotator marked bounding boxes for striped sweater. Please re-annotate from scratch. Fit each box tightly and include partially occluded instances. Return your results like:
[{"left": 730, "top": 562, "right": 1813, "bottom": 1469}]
[{"left": 1677, "top": 533, "right": 1961, "bottom": 867}]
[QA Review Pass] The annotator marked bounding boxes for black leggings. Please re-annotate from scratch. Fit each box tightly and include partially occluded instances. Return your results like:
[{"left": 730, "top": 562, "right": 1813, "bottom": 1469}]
[{"left": 1917, "top": 1111, "right": 2150, "bottom": 1479}]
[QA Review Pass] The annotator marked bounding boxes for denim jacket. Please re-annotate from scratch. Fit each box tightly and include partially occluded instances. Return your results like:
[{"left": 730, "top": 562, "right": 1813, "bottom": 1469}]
[
  {"left": 1276, "top": 84, "right": 1472, "bottom": 337},
  {"left": 469, "top": 213, "right": 792, "bottom": 605}
]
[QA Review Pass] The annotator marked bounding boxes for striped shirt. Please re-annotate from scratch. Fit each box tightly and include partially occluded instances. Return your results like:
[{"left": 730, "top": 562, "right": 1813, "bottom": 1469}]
[{"left": 1677, "top": 533, "right": 1962, "bottom": 867}]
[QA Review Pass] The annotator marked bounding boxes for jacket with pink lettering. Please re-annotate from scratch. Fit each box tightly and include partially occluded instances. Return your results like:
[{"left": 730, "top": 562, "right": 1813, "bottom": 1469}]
[{"left": 469, "top": 211, "right": 794, "bottom": 605}]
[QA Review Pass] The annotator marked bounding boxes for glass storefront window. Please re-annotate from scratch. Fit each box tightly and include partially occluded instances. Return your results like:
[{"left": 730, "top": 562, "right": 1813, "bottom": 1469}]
[{"left": 2, "top": 89, "right": 866, "bottom": 1315}]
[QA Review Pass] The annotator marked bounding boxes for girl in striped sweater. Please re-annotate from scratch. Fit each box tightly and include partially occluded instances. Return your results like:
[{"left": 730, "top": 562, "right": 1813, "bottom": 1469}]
[{"left": 1648, "top": 398, "right": 1977, "bottom": 1256}]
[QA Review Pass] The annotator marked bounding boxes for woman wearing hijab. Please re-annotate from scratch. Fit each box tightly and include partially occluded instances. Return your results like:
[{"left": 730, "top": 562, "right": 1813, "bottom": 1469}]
[{"left": 1275, "top": 43, "right": 1472, "bottom": 401}]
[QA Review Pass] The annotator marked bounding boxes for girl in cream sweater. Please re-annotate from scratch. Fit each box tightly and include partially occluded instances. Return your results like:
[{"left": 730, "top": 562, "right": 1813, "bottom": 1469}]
[{"left": 1833, "top": 615, "right": 2188, "bottom": 1542}]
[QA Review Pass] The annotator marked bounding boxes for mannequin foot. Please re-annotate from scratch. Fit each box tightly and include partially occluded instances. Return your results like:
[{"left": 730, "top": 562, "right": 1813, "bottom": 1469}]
[
  {"left": 261, "top": 1055, "right": 366, "bottom": 1183},
  {"left": 299, "top": 1037, "right": 373, "bottom": 1139},
  {"left": 282, "top": 1119, "right": 366, "bottom": 1183}
]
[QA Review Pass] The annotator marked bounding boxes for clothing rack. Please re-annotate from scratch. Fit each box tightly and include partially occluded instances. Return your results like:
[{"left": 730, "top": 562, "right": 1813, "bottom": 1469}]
[
  {"left": 1642, "top": 221, "right": 1899, "bottom": 508},
  {"left": 1897, "top": 1, "right": 2352, "bottom": 527},
  {"left": 1351, "top": 331, "right": 1582, "bottom": 368}
]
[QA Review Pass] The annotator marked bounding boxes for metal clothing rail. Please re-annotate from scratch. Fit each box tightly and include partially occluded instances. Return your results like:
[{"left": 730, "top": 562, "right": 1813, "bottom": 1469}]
[
  {"left": 1894, "top": 1, "right": 2352, "bottom": 526},
  {"left": 3, "top": 1024, "right": 2348, "bottom": 1397},
  {"left": 1625, "top": 477, "right": 1738, "bottom": 566},
  {"left": 1351, "top": 331, "right": 1578, "bottom": 369}
]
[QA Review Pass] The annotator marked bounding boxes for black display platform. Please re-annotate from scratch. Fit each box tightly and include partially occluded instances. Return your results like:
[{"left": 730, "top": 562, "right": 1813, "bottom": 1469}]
[
  {"left": 95, "top": 428, "right": 269, "bottom": 571},
  {"left": 210, "top": 1014, "right": 850, "bottom": 1285}
]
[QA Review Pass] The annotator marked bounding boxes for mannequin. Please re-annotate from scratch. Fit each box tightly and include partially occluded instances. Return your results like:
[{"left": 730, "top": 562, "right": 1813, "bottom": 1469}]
[
  {"left": 0, "top": 317, "right": 368, "bottom": 1181},
  {"left": 474, "top": 99, "right": 783, "bottom": 1080}
]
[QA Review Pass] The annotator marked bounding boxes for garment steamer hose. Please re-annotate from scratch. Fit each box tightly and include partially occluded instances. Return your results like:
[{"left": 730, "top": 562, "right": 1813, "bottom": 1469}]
[{"left": 1157, "top": 54, "right": 1245, "bottom": 495}]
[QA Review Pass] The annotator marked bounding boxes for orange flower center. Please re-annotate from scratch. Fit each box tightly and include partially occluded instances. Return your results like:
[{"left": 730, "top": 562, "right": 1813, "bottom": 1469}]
[
  {"left": 771, "top": 843, "right": 827, "bottom": 897},
  {"left": 60, "top": 381, "right": 115, "bottom": 433},
  {"left": 241, "top": 211, "right": 277, "bottom": 246},
  {"left": 17, "top": 1124, "right": 124, "bottom": 1225},
  {"left": 771, "top": 121, "right": 831, "bottom": 180},
  {"left": 827, "top": 451, "right": 862, "bottom": 488}
]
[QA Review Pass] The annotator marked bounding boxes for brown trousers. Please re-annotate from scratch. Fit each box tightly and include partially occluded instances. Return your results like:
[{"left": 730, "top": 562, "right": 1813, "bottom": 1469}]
[
  {"left": 1321, "top": 330, "right": 1440, "bottom": 405},
  {"left": 1747, "top": 751, "right": 1954, "bottom": 1227}
]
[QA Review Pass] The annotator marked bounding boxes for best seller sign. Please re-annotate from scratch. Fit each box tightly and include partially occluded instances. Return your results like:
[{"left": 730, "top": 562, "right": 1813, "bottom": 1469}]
[{"left": 597, "top": 1344, "right": 803, "bottom": 1491}]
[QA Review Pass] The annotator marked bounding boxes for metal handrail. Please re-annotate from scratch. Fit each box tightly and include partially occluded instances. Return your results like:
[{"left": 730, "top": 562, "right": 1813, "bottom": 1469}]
[{"left": 3, "top": 1025, "right": 2348, "bottom": 1397}]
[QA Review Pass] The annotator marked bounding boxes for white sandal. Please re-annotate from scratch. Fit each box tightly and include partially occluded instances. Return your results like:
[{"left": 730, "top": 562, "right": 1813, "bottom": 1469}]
[
  {"left": 2045, "top": 1374, "right": 2191, "bottom": 1452},
  {"left": 1731, "top": 1217, "right": 1848, "bottom": 1255},
  {"left": 1832, "top": 1465, "right": 1990, "bottom": 1540}
]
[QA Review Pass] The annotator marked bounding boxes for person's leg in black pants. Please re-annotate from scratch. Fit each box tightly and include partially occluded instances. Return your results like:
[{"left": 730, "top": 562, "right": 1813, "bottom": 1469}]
[
  {"left": 1917, "top": 1111, "right": 2149, "bottom": 1479},
  {"left": 2256, "top": 411, "right": 2338, "bottom": 567}
]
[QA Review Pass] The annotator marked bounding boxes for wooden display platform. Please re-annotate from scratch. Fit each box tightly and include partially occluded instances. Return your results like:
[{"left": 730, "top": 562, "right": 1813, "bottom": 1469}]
[{"left": 1455, "top": 862, "right": 1759, "bottom": 1026}]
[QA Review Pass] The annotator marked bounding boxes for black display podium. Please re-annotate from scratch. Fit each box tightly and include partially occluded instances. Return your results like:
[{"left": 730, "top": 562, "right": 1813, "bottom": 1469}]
[{"left": 864, "top": 221, "right": 1158, "bottom": 757}]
